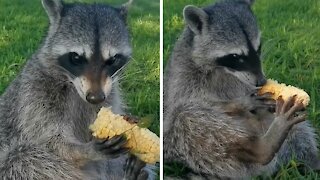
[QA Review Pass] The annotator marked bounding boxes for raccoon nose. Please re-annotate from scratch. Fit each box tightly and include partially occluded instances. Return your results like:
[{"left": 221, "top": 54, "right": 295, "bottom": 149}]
[
  {"left": 86, "top": 91, "right": 105, "bottom": 104},
  {"left": 256, "top": 78, "right": 267, "bottom": 87}
]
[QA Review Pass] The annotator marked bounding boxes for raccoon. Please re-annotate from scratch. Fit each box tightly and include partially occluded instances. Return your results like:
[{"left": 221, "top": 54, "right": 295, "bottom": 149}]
[
  {"left": 164, "top": 0, "right": 319, "bottom": 179},
  {"left": 0, "top": 0, "right": 151, "bottom": 179}
]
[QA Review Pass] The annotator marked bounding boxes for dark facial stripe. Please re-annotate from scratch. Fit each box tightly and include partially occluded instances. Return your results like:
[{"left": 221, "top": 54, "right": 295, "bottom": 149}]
[{"left": 93, "top": 5, "right": 101, "bottom": 62}]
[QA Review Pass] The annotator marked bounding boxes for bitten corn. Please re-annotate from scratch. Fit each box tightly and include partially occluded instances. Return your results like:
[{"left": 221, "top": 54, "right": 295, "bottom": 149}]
[
  {"left": 258, "top": 79, "right": 310, "bottom": 107},
  {"left": 89, "top": 107, "right": 159, "bottom": 164}
]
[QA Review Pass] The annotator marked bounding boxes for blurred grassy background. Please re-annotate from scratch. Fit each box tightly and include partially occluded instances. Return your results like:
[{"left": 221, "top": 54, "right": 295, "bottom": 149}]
[
  {"left": 0, "top": 0, "right": 159, "bottom": 134},
  {"left": 164, "top": 0, "right": 320, "bottom": 179}
]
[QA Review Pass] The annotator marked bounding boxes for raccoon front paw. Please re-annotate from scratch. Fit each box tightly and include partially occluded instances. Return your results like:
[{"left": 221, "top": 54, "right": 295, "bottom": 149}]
[
  {"left": 124, "top": 155, "right": 148, "bottom": 180},
  {"left": 234, "top": 91, "right": 275, "bottom": 113},
  {"left": 94, "top": 135, "right": 129, "bottom": 158},
  {"left": 275, "top": 95, "right": 306, "bottom": 128},
  {"left": 250, "top": 92, "right": 276, "bottom": 113}
]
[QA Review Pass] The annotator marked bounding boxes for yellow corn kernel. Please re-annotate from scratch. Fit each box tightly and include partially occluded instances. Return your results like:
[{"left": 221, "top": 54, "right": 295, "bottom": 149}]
[
  {"left": 258, "top": 79, "right": 309, "bottom": 107},
  {"left": 89, "top": 107, "right": 159, "bottom": 164}
]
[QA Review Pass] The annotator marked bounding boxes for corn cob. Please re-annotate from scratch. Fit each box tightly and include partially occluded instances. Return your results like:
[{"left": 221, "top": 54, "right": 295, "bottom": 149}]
[
  {"left": 89, "top": 107, "right": 159, "bottom": 164},
  {"left": 258, "top": 79, "right": 310, "bottom": 107}
]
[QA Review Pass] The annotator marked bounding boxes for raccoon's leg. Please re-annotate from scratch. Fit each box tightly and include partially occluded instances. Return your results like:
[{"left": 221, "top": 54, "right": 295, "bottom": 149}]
[
  {"left": 233, "top": 96, "right": 306, "bottom": 165},
  {"left": 83, "top": 155, "right": 153, "bottom": 180},
  {"left": 0, "top": 141, "right": 87, "bottom": 179},
  {"left": 124, "top": 155, "right": 149, "bottom": 180},
  {"left": 277, "top": 121, "right": 320, "bottom": 170}
]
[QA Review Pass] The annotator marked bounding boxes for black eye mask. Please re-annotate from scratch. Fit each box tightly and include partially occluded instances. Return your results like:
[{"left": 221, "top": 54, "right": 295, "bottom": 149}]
[
  {"left": 216, "top": 28, "right": 262, "bottom": 74},
  {"left": 58, "top": 52, "right": 87, "bottom": 77},
  {"left": 216, "top": 53, "right": 247, "bottom": 71},
  {"left": 104, "top": 54, "right": 129, "bottom": 76},
  {"left": 58, "top": 52, "right": 129, "bottom": 78}
]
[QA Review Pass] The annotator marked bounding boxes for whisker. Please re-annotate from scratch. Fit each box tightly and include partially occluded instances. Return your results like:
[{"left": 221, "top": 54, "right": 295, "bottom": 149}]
[{"left": 111, "top": 60, "right": 131, "bottom": 78}]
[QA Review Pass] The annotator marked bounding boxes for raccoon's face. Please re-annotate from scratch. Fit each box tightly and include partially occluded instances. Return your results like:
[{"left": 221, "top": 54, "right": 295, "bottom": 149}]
[
  {"left": 183, "top": 0, "right": 266, "bottom": 87},
  {"left": 41, "top": 0, "right": 131, "bottom": 104}
]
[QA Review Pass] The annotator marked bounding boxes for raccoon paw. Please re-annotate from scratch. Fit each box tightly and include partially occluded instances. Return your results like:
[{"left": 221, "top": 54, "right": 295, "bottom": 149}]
[
  {"left": 124, "top": 155, "right": 148, "bottom": 180},
  {"left": 250, "top": 92, "right": 276, "bottom": 112},
  {"left": 94, "top": 135, "right": 129, "bottom": 158},
  {"left": 236, "top": 91, "right": 275, "bottom": 113},
  {"left": 275, "top": 95, "right": 306, "bottom": 126}
]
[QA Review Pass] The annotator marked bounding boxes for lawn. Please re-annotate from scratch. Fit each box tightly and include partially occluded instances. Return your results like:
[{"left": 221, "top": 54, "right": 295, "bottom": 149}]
[
  {"left": 164, "top": 0, "right": 320, "bottom": 179},
  {"left": 0, "top": 0, "right": 159, "bottom": 134}
]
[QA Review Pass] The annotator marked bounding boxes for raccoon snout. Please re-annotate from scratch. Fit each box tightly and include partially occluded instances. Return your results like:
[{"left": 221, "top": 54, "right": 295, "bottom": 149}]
[
  {"left": 256, "top": 77, "right": 267, "bottom": 87},
  {"left": 86, "top": 91, "right": 105, "bottom": 104}
]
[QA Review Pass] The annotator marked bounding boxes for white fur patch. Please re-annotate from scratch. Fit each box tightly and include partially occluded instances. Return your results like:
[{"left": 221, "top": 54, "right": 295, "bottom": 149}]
[
  {"left": 224, "top": 68, "right": 256, "bottom": 86},
  {"left": 253, "top": 32, "right": 261, "bottom": 51},
  {"left": 102, "top": 77, "right": 112, "bottom": 97},
  {"left": 71, "top": 76, "right": 91, "bottom": 101},
  {"left": 210, "top": 47, "right": 249, "bottom": 58},
  {"left": 101, "top": 45, "right": 132, "bottom": 60},
  {"left": 52, "top": 45, "right": 93, "bottom": 59}
]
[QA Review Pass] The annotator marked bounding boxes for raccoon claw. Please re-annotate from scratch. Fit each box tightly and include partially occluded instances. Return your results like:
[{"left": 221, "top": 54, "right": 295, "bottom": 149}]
[
  {"left": 275, "top": 96, "right": 306, "bottom": 126},
  {"left": 240, "top": 92, "right": 275, "bottom": 112},
  {"left": 94, "top": 135, "right": 129, "bottom": 158},
  {"left": 255, "top": 92, "right": 275, "bottom": 103},
  {"left": 250, "top": 90, "right": 273, "bottom": 99},
  {"left": 124, "top": 155, "right": 148, "bottom": 180}
]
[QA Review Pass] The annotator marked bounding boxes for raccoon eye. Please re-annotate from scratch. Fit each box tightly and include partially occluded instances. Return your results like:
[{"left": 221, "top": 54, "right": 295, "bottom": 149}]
[
  {"left": 238, "top": 59, "right": 244, "bottom": 63},
  {"left": 105, "top": 57, "right": 116, "bottom": 66},
  {"left": 105, "top": 54, "right": 124, "bottom": 66},
  {"left": 69, "top": 52, "right": 86, "bottom": 65},
  {"left": 227, "top": 54, "right": 240, "bottom": 62},
  {"left": 231, "top": 54, "right": 240, "bottom": 59},
  {"left": 230, "top": 54, "right": 246, "bottom": 63}
]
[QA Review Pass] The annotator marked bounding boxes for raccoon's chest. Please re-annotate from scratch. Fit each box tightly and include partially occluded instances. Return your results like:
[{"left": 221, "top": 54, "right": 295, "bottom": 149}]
[{"left": 69, "top": 97, "right": 100, "bottom": 142}]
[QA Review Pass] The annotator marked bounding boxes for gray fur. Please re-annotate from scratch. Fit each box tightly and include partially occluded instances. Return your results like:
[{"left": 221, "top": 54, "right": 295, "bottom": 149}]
[
  {"left": 42, "top": 0, "right": 63, "bottom": 24},
  {"left": 119, "top": 0, "right": 133, "bottom": 18},
  {"left": 183, "top": 5, "right": 209, "bottom": 35},
  {"left": 235, "top": 0, "right": 255, "bottom": 6},
  {"left": 164, "top": 0, "right": 319, "bottom": 179},
  {"left": 0, "top": 0, "right": 153, "bottom": 179}
]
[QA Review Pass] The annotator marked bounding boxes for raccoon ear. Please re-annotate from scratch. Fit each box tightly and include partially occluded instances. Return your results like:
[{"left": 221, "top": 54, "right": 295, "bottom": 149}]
[
  {"left": 119, "top": 0, "right": 133, "bottom": 19},
  {"left": 42, "top": 0, "right": 63, "bottom": 23},
  {"left": 183, "top": 5, "right": 208, "bottom": 35}
]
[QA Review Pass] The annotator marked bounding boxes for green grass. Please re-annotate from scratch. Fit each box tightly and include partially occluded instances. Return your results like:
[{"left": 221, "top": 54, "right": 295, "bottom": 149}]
[
  {"left": 0, "top": 0, "right": 159, "bottom": 134},
  {"left": 164, "top": 0, "right": 320, "bottom": 179}
]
